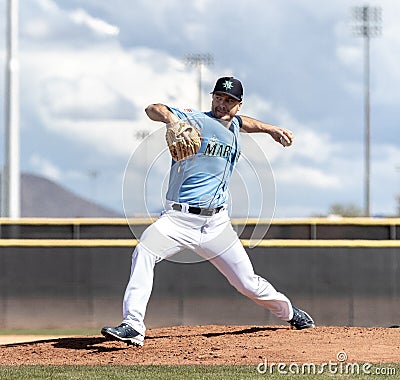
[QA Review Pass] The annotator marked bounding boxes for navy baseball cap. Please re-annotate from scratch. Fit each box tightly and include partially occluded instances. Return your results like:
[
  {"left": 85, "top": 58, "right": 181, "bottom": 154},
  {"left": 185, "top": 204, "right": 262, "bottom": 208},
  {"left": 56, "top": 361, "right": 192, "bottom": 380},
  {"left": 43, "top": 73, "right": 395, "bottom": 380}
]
[{"left": 211, "top": 77, "right": 243, "bottom": 101}]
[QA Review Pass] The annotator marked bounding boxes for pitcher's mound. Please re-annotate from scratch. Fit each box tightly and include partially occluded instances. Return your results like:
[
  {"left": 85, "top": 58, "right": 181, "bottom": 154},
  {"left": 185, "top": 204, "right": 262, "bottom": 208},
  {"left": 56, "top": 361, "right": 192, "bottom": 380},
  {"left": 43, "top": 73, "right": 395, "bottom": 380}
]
[{"left": 1, "top": 325, "right": 399, "bottom": 365}]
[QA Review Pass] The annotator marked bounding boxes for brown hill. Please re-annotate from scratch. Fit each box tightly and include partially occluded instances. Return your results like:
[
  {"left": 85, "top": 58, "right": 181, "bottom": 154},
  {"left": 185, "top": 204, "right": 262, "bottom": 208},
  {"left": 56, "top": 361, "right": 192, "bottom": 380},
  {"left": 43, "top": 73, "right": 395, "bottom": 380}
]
[{"left": 17, "top": 173, "right": 121, "bottom": 218}]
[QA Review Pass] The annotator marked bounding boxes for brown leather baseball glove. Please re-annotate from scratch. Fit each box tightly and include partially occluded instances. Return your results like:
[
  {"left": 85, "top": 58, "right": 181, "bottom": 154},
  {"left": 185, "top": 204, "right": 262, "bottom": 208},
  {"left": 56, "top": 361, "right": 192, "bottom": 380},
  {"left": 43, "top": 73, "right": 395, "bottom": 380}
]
[{"left": 165, "top": 121, "right": 202, "bottom": 161}]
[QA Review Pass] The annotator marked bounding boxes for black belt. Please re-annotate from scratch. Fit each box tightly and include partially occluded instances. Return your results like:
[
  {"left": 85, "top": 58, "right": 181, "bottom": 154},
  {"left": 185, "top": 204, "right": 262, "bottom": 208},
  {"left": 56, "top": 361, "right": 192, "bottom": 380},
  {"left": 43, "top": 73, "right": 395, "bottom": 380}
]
[{"left": 172, "top": 203, "right": 224, "bottom": 216}]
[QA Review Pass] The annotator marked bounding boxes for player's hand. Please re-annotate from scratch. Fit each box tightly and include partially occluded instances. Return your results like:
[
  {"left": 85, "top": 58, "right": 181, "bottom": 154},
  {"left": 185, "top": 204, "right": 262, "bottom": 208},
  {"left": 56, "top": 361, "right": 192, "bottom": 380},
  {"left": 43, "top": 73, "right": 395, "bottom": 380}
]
[{"left": 270, "top": 127, "right": 293, "bottom": 147}]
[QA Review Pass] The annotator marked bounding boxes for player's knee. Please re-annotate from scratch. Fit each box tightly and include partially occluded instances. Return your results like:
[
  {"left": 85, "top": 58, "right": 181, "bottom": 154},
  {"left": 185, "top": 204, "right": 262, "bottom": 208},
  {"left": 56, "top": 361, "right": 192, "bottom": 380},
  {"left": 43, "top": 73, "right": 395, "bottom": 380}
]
[
  {"left": 232, "top": 274, "right": 272, "bottom": 299},
  {"left": 232, "top": 279, "right": 259, "bottom": 298},
  {"left": 134, "top": 243, "right": 159, "bottom": 262}
]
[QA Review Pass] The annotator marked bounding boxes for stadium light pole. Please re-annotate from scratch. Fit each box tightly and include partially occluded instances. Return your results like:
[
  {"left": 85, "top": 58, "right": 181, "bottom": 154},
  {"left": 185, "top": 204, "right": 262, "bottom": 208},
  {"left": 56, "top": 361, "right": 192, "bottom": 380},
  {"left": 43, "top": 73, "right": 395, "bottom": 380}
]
[
  {"left": 2, "top": 0, "right": 20, "bottom": 218},
  {"left": 184, "top": 53, "right": 214, "bottom": 111},
  {"left": 352, "top": 5, "right": 382, "bottom": 217}
]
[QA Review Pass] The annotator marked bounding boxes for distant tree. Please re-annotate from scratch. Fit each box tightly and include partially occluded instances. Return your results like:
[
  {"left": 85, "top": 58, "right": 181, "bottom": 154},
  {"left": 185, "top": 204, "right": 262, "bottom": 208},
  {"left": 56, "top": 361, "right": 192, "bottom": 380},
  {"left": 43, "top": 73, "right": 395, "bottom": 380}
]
[{"left": 328, "top": 203, "right": 364, "bottom": 217}]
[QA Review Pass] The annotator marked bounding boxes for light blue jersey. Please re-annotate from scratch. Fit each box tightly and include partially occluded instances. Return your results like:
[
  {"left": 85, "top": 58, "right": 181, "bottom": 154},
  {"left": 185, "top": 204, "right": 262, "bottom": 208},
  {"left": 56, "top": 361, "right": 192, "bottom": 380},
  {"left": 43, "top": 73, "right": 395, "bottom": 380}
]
[{"left": 166, "top": 107, "right": 242, "bottom": 208}]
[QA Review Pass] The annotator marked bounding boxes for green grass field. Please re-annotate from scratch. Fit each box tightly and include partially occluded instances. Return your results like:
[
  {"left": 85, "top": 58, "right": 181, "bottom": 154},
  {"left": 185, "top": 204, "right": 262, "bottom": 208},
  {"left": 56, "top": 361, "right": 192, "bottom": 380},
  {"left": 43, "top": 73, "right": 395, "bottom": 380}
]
[{"left": 0, "top": 364, "right": 398, "bottom": 380}]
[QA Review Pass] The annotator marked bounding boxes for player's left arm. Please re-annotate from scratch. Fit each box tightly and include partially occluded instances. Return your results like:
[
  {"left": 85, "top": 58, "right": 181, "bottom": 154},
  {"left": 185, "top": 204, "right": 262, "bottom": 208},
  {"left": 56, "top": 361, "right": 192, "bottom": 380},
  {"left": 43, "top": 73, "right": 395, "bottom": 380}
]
[{"left": 238, "top": 115, "right": 293, "bottom": 147}]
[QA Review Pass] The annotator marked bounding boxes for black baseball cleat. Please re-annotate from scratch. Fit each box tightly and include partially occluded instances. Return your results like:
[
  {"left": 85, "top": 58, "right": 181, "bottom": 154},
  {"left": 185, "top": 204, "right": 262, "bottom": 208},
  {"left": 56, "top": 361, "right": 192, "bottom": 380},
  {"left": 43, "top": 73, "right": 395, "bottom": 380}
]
[
  {"left": 289, "top": 306, "right": 315, "bottom": 330},
  {"left": 101, "top": 323, "right": 144, "bottom": 346}
]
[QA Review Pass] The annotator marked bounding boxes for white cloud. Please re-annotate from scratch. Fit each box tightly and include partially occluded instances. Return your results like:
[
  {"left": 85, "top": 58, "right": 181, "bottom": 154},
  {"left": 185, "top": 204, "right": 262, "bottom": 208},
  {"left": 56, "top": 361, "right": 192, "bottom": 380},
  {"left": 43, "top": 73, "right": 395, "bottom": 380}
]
[
  {"left": 241, "top": 97, "right": 341, "bottom": 166},
  {"left": 336, "top": 45, "right": 361, "bottom": 69},
  {"left": 29, "top": 153, "right": 91, "bottom": 191},
  {"left": 42, "top": 76, "right": 132, "bottom": 119},
  {"left": 36, "top": 0, "right": 58, "bottom": 13},
  {"left": 19, "top": 42, "right": 217, "bottom": 157},
  {"left": 334, "top": 0, "right": 400, "bottom": 107},
  {"left": 371, "top": 144, "right": 400, "bottom": 215},
  {"left": 277, "top": 165, "right": 341, "bottom": 189},
  {"left": 29, "top": 154, "right": 62, "bottom": 181},
  {"left": 21, "top": 0, "right": 119, "bottom": 43},
  {"left": 24, "top": 20, "right": 50, "bottom": 38},
  {"left": 48, "top": 119, "right": 138, "bottom": 158},
  {"left": 2, "top": 0, "right": 399, "bottom": 217},
  {"left": 69, "top": 8, "right": 119, "bottom": 36}
]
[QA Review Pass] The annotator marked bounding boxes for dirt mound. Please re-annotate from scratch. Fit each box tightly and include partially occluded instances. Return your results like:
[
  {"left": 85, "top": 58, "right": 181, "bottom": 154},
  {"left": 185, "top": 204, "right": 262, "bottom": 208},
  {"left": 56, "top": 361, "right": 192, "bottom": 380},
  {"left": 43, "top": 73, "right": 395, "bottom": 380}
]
[{"left": 1, "top": 325, "right": 399, "bottom": 365}]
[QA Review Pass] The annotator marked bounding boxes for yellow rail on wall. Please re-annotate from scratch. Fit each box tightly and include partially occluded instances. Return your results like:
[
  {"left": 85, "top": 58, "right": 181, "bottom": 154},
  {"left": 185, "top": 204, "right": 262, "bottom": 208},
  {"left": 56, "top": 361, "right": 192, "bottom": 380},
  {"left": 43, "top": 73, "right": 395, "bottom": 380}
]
[
  {"left": 0, "top": 217, "right": 399, "bottom": 225},
  {"left": 0, "top": 239, "right": 399, "bottom": 248}
]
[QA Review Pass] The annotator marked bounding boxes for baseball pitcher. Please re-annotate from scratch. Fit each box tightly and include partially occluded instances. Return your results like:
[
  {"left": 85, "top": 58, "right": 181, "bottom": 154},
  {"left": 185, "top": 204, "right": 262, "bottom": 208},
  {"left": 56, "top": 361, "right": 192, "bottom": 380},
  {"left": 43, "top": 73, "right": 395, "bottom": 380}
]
[{"left": 101, "top": 77, "right": 315, "bottom": 346}]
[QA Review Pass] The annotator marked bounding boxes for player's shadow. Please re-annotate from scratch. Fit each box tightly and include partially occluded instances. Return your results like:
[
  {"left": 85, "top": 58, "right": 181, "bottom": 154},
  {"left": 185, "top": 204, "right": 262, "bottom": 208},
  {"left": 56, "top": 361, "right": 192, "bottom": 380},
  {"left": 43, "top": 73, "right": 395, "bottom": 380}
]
[
  {"left": 145, "top": 326, "right": 285, "bottom": 340},
  {"left": 3, "top": 337, "right": 124, "bottom": 352},
  {"left": 2, "top": 338, "right": 61, "bottom": 348},
  {"left": 201, "top": 326, "right": 283, "bottom": 338},
  {"left": 2, "top": 327, "right": 286, "bottom": 351},
  {"left": 52, "top": 337, "right": 126, "bottom": 352}
]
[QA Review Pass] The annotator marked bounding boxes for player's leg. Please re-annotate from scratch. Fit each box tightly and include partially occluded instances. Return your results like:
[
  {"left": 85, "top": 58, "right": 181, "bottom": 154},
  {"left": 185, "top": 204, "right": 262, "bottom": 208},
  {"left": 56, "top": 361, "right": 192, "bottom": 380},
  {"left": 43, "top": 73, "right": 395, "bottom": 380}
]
[
  {"left": 197, "top": 212, "right": 314, "bottom": 328},
  {"left": 202, "top": 237, "right": 293, "bottom": 320},
  {"left": 121, "top": 244, "right": 162, "bottom": 335},
  {"left": 206, "top": 240, "right": 314, "bottom": 328},
  {"left": 102, "top": 213, "right": 184, "bottom": 345}
]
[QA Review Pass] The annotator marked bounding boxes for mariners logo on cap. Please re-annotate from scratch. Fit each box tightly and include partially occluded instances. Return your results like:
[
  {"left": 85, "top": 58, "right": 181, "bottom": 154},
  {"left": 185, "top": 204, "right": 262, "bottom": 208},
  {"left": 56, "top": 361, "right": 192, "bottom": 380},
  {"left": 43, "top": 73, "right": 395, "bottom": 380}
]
[
  {"left": 222, "top": 80, "right": 234, "bottom": 90},
  {"left": 211, "top": 76, "right": 243, "bottom": 101}
]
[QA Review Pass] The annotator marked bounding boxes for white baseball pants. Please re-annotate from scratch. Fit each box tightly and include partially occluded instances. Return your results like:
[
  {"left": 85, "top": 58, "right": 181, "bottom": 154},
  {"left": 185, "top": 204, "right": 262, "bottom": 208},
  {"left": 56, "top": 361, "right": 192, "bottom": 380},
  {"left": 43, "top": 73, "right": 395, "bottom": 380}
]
[{"left": 122, "top": 205, "right": 293, "bottom": 336}]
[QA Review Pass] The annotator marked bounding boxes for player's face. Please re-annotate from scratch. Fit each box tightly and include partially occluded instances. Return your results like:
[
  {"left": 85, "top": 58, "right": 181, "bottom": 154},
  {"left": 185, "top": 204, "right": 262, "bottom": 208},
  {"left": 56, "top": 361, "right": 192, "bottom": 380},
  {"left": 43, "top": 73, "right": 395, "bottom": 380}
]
[{"left": 211, "top": 93, "right": 242, "bottom": 123}]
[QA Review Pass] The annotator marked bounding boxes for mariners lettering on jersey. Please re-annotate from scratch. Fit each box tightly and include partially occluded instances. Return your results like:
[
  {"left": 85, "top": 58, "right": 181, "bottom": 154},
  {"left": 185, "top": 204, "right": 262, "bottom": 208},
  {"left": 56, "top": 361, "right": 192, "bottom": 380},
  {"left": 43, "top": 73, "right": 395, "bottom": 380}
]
[{"left": 203, "top": 136, "right": 240, "bottom": 163}]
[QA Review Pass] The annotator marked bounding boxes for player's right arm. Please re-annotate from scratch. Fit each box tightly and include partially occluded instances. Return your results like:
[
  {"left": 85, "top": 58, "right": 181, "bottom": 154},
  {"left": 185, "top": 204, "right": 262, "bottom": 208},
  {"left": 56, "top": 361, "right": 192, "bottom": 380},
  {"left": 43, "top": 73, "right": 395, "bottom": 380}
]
[
  {"left": 239, "top": 115, "right": 293, "bottom": 146},
  {"left": 145, "top": 103, "right": 180, "bottom": 124}
]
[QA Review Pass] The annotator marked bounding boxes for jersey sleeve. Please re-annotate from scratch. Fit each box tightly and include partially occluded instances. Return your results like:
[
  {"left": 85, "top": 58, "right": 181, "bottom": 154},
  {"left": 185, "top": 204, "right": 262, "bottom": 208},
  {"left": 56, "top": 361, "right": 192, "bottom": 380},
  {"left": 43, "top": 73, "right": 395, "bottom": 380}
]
[
  {"left": 167, "top": 106, "right": 203, "bottom": 121},
  {"left": 235, "top": 115, "right": 243, "bottom": 128}
]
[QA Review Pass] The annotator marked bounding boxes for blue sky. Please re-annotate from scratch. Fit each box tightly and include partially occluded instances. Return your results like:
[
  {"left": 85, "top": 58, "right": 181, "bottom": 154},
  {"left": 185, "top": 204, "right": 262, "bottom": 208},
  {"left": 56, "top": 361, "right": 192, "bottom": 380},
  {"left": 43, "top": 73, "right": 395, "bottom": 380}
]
[{"left": 0, "top": 0, "right": 399, "bottom": 218}]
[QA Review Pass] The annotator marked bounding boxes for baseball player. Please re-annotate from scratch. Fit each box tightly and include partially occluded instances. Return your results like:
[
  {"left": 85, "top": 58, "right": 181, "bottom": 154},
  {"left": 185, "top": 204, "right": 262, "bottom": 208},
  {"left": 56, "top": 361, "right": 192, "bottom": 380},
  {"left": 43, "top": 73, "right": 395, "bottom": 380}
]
[{"left": 102, "top": 76, "right": 315, "bottom": 346}]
